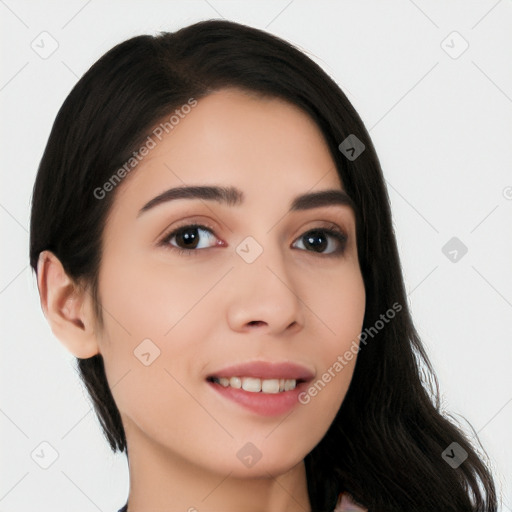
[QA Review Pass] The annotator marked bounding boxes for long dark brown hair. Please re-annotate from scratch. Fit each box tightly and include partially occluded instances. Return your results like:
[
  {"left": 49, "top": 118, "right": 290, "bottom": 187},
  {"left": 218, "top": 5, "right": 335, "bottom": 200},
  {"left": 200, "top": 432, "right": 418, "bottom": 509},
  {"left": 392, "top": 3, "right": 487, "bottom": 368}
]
[{"left": 29, "top": 19, "right": 497, "bottom": 512}]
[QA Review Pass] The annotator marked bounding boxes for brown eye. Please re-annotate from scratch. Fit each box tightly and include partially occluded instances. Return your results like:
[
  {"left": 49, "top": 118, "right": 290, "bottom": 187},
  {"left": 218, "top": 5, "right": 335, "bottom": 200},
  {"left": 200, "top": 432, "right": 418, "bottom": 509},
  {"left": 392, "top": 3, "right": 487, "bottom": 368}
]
[
  {"left": 292, "top": 228, "right": 347, "bottom": 255},
  {"left": 162, "top": 224, "right": 218, "bottom": 252}
]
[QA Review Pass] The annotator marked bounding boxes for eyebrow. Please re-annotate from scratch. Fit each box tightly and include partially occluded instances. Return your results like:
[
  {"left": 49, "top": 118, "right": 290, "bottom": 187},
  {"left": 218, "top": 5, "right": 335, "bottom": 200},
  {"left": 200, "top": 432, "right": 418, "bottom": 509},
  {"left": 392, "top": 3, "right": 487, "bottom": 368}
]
[{"left": 138, "top": 185, "right": 355, "bottom": 216}]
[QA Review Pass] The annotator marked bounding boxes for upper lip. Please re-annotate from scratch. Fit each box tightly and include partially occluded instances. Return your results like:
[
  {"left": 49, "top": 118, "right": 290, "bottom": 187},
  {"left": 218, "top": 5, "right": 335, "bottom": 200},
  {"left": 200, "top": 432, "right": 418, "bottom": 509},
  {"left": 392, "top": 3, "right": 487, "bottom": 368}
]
[{"left": 207, "top": 361, "right": 315, "bottom": 382}]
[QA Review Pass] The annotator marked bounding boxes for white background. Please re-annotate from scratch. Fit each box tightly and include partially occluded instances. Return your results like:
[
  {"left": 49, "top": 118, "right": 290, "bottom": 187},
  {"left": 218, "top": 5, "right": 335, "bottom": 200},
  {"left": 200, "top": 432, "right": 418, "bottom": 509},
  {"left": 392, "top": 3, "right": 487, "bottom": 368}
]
[{"left": 1, "top": 1, "right": 511, "bottom": 511}]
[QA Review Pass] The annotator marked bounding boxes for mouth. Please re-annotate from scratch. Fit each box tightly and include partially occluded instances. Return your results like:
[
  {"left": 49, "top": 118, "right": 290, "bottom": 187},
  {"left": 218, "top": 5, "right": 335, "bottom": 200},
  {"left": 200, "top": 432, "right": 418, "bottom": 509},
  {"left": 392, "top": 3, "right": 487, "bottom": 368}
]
[
  {"left": 206, "top": 375, "right": 307, "bottom": 394},
  {"left": 205, "top": 361, "right": 315, "bottom": 416}
]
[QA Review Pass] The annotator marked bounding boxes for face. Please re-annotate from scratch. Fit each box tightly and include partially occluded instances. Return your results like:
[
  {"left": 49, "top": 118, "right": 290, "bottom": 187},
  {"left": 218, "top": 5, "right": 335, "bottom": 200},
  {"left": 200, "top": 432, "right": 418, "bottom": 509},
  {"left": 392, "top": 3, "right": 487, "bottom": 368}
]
[{"left": 95, "top": 88, "right": 365, "bottom": 478}]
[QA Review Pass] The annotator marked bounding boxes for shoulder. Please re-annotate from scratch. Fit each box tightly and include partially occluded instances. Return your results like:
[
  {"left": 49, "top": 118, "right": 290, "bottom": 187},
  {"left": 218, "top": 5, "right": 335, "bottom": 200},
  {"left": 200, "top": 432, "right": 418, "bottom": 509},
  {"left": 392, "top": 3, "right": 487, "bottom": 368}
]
[{"left": 333, "top": 492, "right": 368, "bottom": 512}]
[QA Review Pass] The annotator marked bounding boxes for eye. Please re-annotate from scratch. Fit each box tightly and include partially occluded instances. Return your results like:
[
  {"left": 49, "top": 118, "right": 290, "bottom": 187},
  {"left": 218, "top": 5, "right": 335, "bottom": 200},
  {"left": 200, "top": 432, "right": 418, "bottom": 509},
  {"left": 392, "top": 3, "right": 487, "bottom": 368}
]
[
  {"left": 159, "top": 223, "right": 348, "bottom": 257},
  {"left": 161, "top": 224, "right": 219, "bottom": 254},
  {"left": 292, "top": 226, "right": 347, "bottom": 256}
]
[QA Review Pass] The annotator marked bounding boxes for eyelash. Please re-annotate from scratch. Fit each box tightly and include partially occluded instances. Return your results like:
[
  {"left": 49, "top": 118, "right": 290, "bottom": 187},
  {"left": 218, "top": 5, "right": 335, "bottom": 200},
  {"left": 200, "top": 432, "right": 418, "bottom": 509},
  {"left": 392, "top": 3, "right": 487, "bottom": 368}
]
[{"left": 159, "top": 222, "right": 348, "bottom": 257}]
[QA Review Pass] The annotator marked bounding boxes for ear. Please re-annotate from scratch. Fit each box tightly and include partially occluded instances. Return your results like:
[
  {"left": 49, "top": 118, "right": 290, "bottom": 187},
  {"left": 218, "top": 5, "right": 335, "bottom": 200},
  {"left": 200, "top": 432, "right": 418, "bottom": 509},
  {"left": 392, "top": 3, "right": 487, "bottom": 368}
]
[{"left": 37, "top": 250, "right": 100, "bottom": 358}]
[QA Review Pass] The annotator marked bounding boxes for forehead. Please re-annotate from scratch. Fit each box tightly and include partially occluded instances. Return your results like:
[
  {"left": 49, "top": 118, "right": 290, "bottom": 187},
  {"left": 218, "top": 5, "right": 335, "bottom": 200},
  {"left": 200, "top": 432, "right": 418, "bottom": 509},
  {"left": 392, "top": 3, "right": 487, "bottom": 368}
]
[{"left": 110, "top": 88, "right": 344, "bottom": 215}]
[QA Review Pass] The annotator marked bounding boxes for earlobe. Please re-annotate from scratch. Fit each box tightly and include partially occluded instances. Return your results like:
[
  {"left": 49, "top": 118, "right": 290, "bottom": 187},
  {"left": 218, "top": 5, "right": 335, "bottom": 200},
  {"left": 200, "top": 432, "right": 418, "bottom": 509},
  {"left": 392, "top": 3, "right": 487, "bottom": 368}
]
[{"left": 37, "top": 251, "right": 100, "bottom": 359}]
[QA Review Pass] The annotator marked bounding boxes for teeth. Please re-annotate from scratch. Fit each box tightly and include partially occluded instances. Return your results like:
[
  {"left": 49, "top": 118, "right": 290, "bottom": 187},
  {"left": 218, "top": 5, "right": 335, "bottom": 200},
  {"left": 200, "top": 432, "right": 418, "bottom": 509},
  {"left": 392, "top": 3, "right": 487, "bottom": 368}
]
[
  {"left": 213, "top": 376, "right": 297, "bottom": 393},
  {"left": 284, "top": 379, "right": 295, "bottom": 391},
  {"left": 261, "top": 379, "right": 280, "bottom": 393},
  {"left": 242, "top": 377, "right": 261, "bottom": 392},
  {"left": 229, "top": 377, "right": 241, "bottom": 389}
]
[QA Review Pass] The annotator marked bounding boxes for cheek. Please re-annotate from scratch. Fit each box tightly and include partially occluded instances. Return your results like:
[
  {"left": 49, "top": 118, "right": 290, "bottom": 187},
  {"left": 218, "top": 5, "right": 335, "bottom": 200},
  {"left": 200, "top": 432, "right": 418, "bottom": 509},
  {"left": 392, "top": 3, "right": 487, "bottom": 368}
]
[
  {"left": 297, "top": 263, "right": 365, "bottom": 414},
  {"left": 306, "top": 260, "right": 366, "bottom": 353},
  {"left": 95, "top": 251, "right": 224, "bottom": 404},
  {"left": 97, "top": 250, "right": 218, "bottom": 342},
  {"left": 95, "top": 255, "right": 220, "bottom": 441}
]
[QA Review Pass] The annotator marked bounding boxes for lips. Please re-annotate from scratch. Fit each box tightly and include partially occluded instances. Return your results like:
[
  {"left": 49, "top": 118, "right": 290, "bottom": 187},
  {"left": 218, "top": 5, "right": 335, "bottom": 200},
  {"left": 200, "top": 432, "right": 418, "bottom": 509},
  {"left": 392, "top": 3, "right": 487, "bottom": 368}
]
[
  {"left": 206, "top": 361, "right": 315, "bottom": 416},
  {"left": 206, "top": 361, "right": 315, "bottom": 382}
]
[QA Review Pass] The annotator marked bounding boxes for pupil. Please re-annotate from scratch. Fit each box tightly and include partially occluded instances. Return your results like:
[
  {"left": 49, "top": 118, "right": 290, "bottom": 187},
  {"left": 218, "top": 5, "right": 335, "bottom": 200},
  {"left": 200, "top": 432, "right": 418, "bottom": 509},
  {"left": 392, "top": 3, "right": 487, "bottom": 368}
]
[
  {"left": 178, "top": 228, "right": 198, "bottom": 248},
  {"left": 305, "top": 231, "right": 327, "bottom": 252}
]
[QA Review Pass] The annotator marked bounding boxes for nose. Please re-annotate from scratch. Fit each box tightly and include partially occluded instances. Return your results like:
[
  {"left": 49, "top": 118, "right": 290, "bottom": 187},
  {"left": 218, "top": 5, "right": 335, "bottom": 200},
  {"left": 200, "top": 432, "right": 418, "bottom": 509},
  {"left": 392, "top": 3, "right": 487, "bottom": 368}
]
[{"left": 225, "top": 242, "right": 305, "bottom": 335}]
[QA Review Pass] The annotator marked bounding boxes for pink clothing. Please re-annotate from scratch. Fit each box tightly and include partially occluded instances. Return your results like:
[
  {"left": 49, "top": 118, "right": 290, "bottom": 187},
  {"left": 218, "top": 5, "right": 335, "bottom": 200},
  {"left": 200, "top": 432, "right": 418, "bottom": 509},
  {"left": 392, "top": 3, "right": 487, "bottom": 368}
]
[{"left": 333, "top": 492, "right": 368, "bottom": 511}]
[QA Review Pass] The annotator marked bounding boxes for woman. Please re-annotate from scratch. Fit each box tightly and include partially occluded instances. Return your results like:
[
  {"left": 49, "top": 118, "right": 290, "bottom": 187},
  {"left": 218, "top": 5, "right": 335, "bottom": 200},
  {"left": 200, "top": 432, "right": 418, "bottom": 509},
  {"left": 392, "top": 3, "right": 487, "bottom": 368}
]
[{"left": 29, "top": 19, "right": 497, "bottom": 512}]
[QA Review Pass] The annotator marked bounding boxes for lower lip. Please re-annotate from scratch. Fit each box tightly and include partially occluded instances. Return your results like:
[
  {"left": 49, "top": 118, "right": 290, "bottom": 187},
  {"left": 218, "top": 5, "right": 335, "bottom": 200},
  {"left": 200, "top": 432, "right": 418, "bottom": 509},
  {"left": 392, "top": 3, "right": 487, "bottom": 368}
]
[{"left": 207, "top": 380, "right": 309, "bottom": 417}]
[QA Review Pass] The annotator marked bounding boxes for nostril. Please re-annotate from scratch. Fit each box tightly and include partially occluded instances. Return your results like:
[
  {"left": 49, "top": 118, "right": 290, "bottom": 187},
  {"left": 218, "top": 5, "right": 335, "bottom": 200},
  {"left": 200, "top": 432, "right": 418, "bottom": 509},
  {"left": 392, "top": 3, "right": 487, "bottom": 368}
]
[{"left": 248, "top": 320, "right": 264, "bottom": 327}]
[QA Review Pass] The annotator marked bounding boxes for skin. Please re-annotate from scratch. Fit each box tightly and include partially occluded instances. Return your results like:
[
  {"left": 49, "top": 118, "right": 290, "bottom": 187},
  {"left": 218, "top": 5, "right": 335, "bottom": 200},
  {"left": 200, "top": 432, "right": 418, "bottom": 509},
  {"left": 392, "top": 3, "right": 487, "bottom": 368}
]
[{"left": 38, "top": 88, "right": 366, "bottom": 512}]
